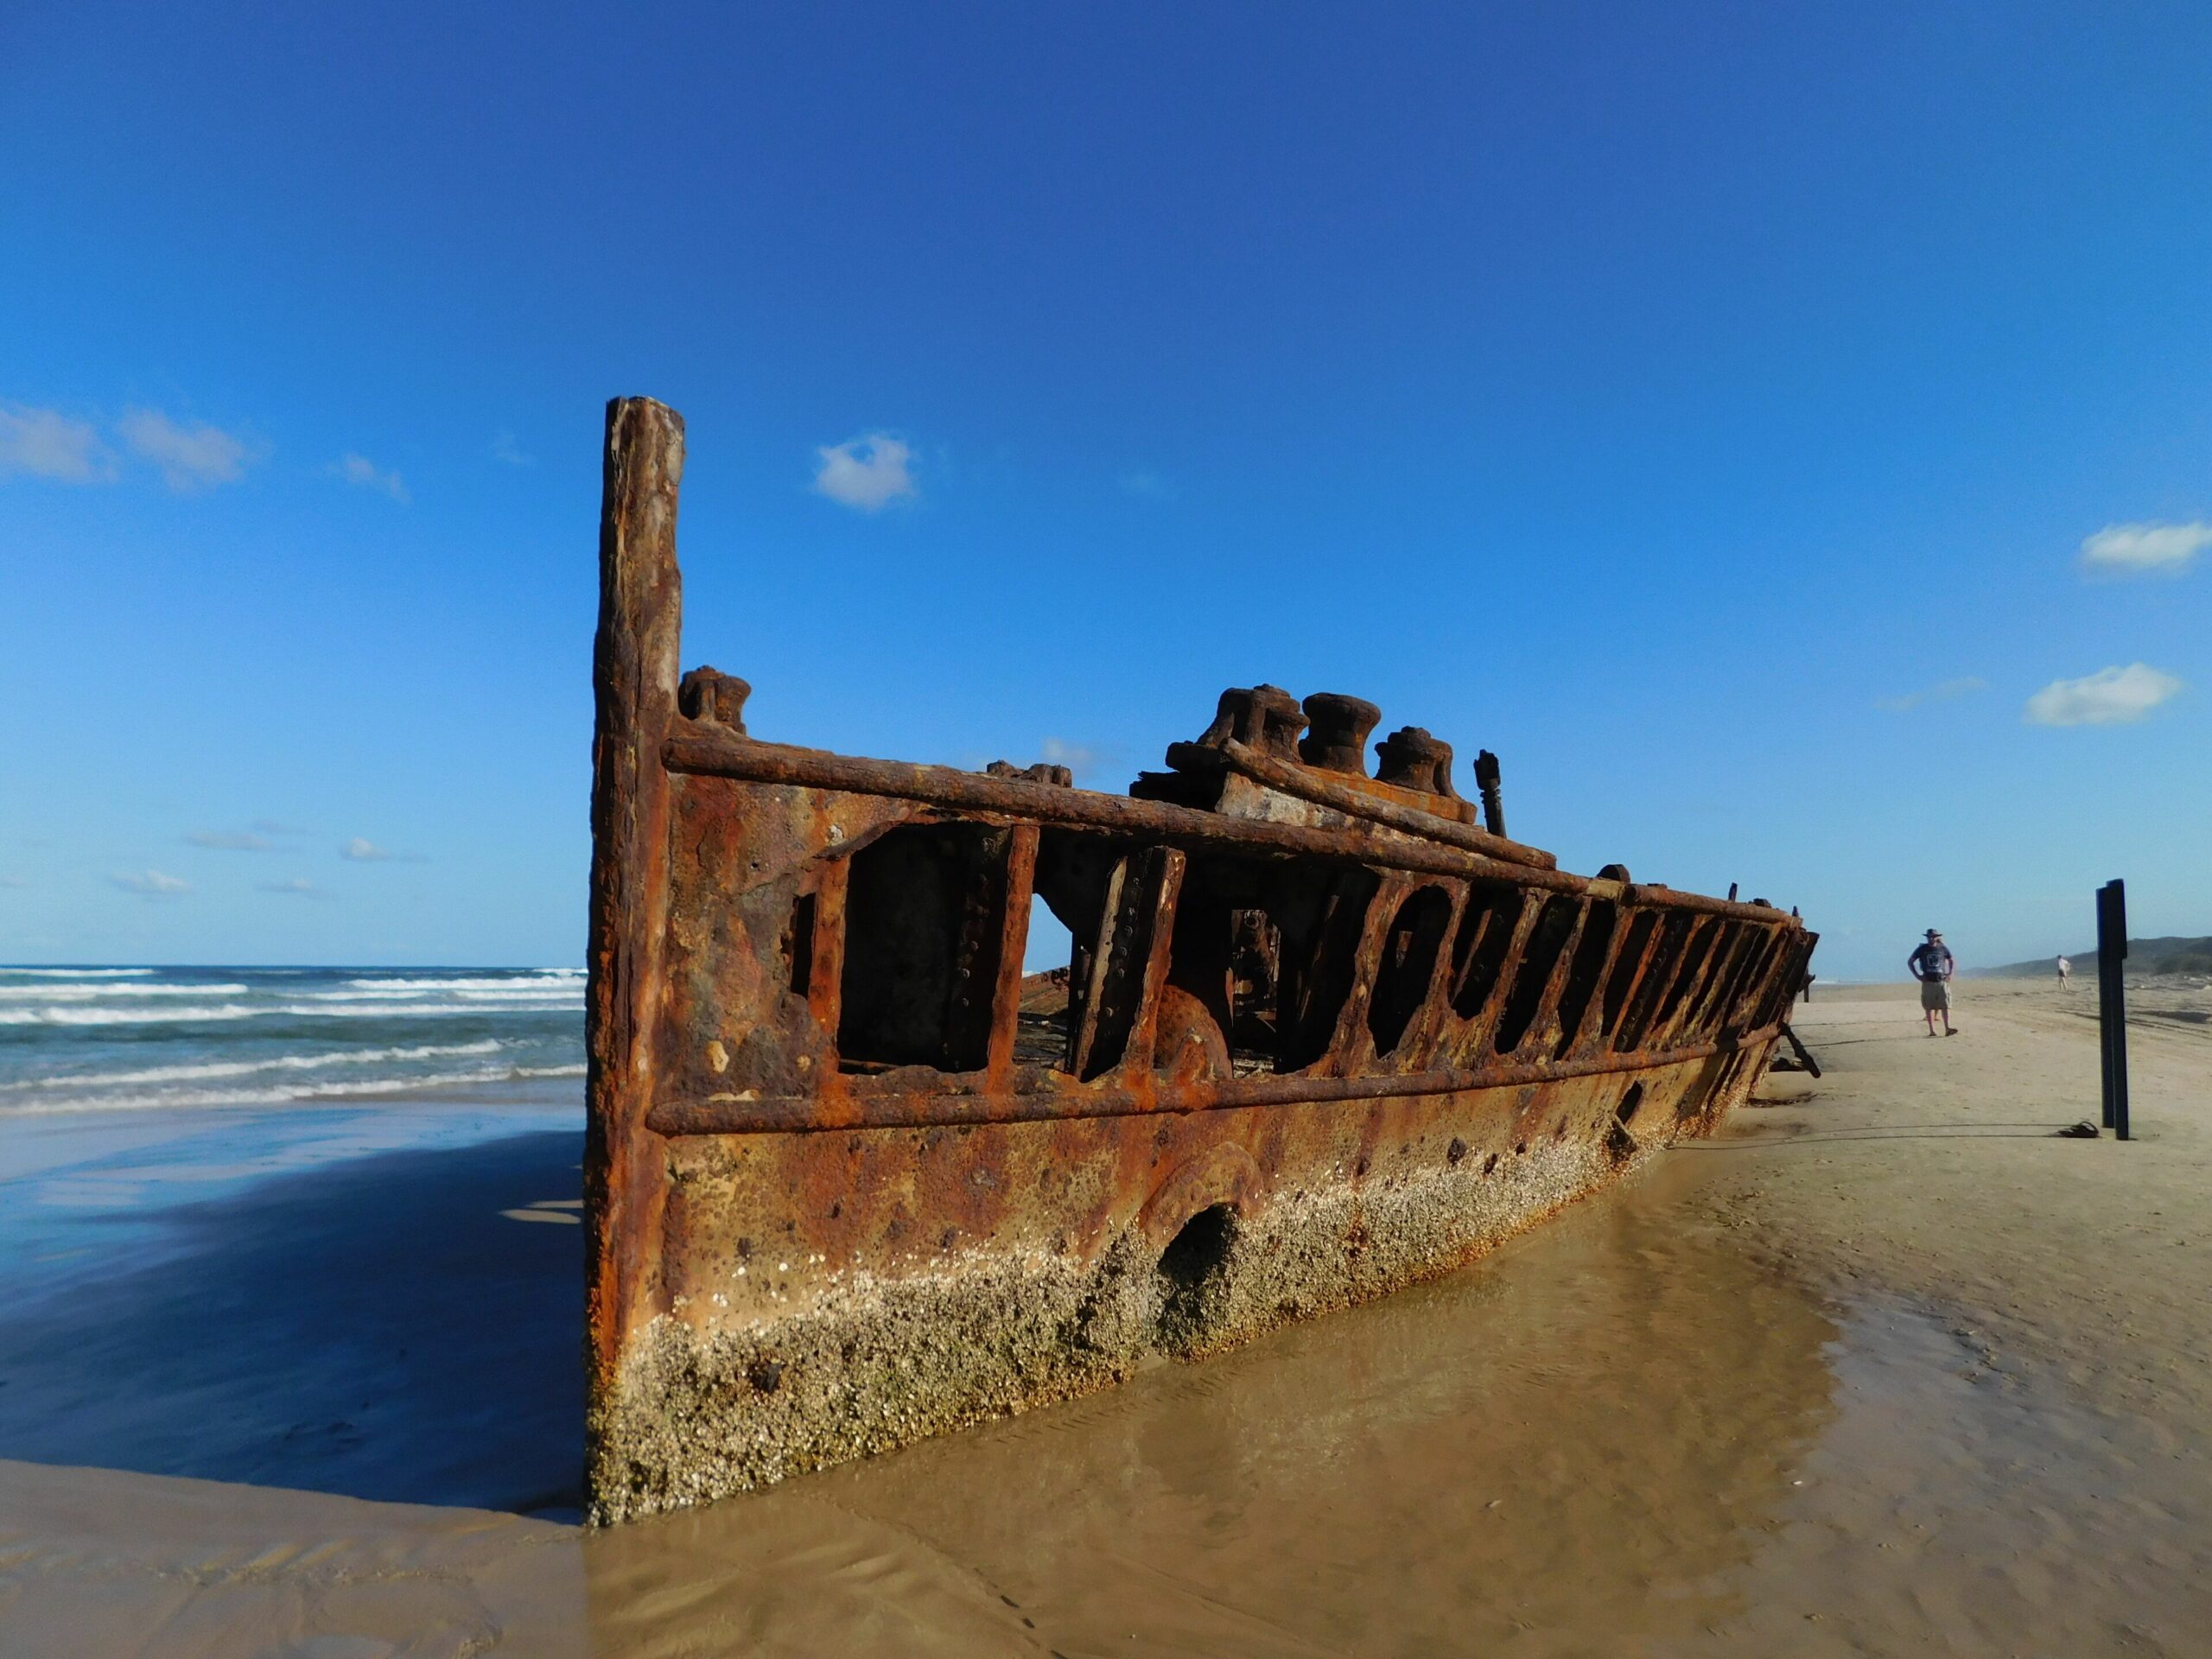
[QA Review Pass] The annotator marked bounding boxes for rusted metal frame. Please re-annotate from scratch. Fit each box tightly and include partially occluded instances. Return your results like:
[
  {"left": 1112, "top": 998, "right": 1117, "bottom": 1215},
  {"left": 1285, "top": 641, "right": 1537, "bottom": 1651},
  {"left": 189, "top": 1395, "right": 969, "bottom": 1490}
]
[
  {"left": 1670, "top": 923, "right": 1743, "bottom": 1044},
  {"left": 1120, "top": 848, "right": 1185, "bottom": 1077},
  {"left": 1319, "top": 870, "right": 1421, "bottom": 1077},
  {"left": 982, "top": 824, "right": 1040, "bottom": 1085},
  {"left": 1519, "top": 897, "right": 1594, "bottom": 1062},
  {"left": 1696, "top": 925, "right": 1773, "bottom": 1039},
  {"left": 1556, "top": 898, "right": 1643, "bottom": 1064},
  {"left": 1067, "top": 855, "right": 1128, "bottom": 1077},
  {"left": 1454, "top": 887, "right": 1546, "bottom": 1058},
  {"left": 1383, "top": 877, "right": 1472, "bottom": 1075},
  {"left": 1610, "top": 910, "right": 1694, "bottom": 1054},
  {"left": 1751, "top": 931, "right": 1818, "bottom": 1032},
  {"left": 1640, "top": 913, "right": 1726, "bottom": 1053},
  {"left": 1214, "top": 738, "right": 1557, "bottom": 870},
  {"left": 644, "top": 1020, "right": 1789, "bottom": 1136},
  {"left": 803, "top": 856, "right": 849, "bottom": 1038},
  {"left": 662, "top": 727, "right": 1798, "bottom": 928},
  {"left": 1069, "top": 846, "right": 1184, "bottom": 1080},
  {"left": 1713, "top": 925, "right": 1784, "bottom": 1036},
  {"left": 1716, "top": 929, "right": 1784, "bottom": 1035},
  {"left": 944, "top": 831, "right": 1019, "bottom": 1066},
  {"left": 584, "top": 397, "right": 685, "bottom": 1387},
  {"left": 1593, "top": 907, "right": 1660, "bottom": 1046},
  {"left": 1732, "top": 928, "right": 1802, "bottom": 1034},
  {"left": 1707, "top": 929, "right": 1778, "bottom": 1035},
  {"left": 1611, "top": 906, "right": 1681, "bottom": 1046},
  {"left": 1276, "top": 863, "right": 1377, "bottom": 1074}
]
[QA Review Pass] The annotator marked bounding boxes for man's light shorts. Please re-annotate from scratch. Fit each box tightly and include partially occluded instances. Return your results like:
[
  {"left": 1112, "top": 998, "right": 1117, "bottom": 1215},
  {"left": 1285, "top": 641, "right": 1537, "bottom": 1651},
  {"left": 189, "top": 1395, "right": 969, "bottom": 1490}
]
[{"left": 1921, "top": 979, "right": 1951, "bottom": 1013}]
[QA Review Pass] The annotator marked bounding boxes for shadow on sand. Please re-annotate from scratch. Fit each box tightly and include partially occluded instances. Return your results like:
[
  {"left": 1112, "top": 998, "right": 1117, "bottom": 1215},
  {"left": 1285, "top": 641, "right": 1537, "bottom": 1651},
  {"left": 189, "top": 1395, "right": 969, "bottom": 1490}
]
[{"left": 0, "top": 1130, "right": 585, "bottom": 1516}]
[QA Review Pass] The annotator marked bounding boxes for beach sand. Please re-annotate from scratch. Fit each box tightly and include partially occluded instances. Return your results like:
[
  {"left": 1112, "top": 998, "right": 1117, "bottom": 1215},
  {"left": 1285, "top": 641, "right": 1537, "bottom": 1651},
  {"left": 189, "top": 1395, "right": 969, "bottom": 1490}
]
[{"left": 2, "top": 977, "right": 2208, "bottom": 1656}]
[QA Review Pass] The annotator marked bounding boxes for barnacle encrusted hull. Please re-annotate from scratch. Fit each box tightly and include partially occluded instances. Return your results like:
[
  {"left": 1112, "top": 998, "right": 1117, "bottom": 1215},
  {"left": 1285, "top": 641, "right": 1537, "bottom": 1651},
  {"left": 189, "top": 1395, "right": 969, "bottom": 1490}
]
[{"left": 584, "top": 397, "right": 1815, "bottom": 1524}]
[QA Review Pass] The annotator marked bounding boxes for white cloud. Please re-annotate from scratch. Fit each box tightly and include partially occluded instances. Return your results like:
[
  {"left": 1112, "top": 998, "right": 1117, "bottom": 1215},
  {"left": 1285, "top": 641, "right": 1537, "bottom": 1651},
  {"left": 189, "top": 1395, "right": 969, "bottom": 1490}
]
[
  {"left": 187, "top": 829, "right": 272, "bottom": 851},
  {"left": 1118, "top": 469, "right": 1173, "bottom": 500},
  {"left": 0, "top": 874, "right": 29, "bottom": 889},
  {"left": 251, "top": 818, "right": 318, "bottom": 836},
  {"left": 2081, "top": 521, "right": 2210, "bottom": 575},
  {"left": 2024, "top": 663, "right": 2184, "bottom": 727},
  {"left": 259, "top": 877, "right": 333, "bottom": 899},
  {"left": 1876, "top": 676, "right": 1988, "bottom": 714},
  {"left": 340, "top": 836, "right": 424, "bottom": 862},
  {"left": 118, "top": 408, "right": 254, "bottom": 490},
  {"left": 330, "top": 452, "right": 410, "bottom": 504},
  {"left": 813, "top": 434, "right": 917, "bottom": 511},
  {"left": 1039, "top": 737, "right": 1120, "bottom": 779},
  {"left": 493, "top": 429, "right": 534, "bottom": 467},
  {"left": 111, "top": 869, "right": 191, "bottom": 898},
  {"left": 0, "top": 404, "right": 118, "bottom": 483}
]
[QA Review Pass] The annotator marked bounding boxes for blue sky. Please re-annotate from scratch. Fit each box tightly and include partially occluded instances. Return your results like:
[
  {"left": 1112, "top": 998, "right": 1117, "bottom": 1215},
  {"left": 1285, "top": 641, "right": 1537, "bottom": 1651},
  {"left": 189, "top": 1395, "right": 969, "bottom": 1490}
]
[{"left": 3, "top": 1, "right": 2206, "bottom": 981}]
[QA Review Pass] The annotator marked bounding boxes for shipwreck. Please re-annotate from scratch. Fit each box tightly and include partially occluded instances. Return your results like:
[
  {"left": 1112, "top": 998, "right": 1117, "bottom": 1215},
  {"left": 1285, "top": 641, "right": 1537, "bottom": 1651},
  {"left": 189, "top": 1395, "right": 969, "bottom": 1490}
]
[{"left": 584, "top": 397, "right": 1816, "bottom": 1523}]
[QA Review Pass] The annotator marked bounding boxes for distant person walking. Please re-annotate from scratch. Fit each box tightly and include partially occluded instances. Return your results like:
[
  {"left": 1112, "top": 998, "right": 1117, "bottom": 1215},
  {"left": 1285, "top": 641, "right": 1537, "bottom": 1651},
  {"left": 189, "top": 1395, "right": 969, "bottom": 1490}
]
[
  {"left": 1909, "top": 929, "right": 1957, "bottom": 1036},
  {"left": 2057, "top": 954, "right": 2072, "bottom": 990}
]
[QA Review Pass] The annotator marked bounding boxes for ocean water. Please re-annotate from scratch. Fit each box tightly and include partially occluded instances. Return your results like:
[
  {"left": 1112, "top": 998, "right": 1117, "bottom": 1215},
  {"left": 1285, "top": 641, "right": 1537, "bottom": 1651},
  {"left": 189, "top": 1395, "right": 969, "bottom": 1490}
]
[
  {"left": 0, "top": 964, "right": 585, "bottom": 1116},
  {"left": 0, "top": 964, "right": 593, "bottom": 1516}
]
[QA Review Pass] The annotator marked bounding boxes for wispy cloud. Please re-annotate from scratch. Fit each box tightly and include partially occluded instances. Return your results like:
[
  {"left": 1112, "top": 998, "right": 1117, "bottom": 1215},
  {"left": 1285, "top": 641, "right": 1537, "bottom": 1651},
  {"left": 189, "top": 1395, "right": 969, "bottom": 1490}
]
[
  {"left": 251, "top": 818, "right": 318, "bottom": 836},
  {"left": 2080, "top": 521, "right": 2209, "bottom": 576},
  {"left": 813, "top": 434, "right": 917, "bottom": 511},
  {"left": 111, "top": 869, "right": 191, "bottom": 898},
  {"left": 1118, "top": 468, "right": 1173, "bottom": 500},
  {"left": 340, "top": 836, "right": 424, "bottom": 862},
  {"left": 329, "top": 452, "right": 410, "bottom": 504},
  {"left": 1876, "top": 676, "right": 1988, "bottom": 714},
  {"left": 259, "top": 877, "right": 334, "bottom": 899},
  {"left": 493, "top": 429, "right": 534, "bottom": 467},
  {"left": 2024, "top": 663, "right": 2183, "bottom": 727},
  {"left": 1039, "top": 737, "right": 1121, "bottom": 780},
  {"left": 187, "top": 829, "right": 272, "bottom": 851},
  {"left": 118, "top": 408, "right": 255, "bottom": 490},
  {"left": 0, "top": 404, "right": 118, "bottom": 484},
  {"left": 0, "top": 875, "right": 29, "bottom": 889}
]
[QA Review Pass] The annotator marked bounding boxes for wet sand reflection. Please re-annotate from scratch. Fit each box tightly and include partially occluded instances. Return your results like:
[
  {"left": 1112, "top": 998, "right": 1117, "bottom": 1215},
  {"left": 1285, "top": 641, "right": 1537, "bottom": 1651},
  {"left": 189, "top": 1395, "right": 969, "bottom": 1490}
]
[
  {"left": 0, "top": 1133, "right": 1840, "bottom": 1656},
  {"left": 582, "top": 1161, "right": 1839, "bottom": 1656}
]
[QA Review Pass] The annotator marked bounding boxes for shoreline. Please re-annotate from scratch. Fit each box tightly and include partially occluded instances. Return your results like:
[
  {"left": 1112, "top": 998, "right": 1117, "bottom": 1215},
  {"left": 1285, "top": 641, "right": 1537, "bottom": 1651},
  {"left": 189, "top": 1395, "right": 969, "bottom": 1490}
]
[{"left": 0, "top": 978, "right": 2208, "bottom": 1652}]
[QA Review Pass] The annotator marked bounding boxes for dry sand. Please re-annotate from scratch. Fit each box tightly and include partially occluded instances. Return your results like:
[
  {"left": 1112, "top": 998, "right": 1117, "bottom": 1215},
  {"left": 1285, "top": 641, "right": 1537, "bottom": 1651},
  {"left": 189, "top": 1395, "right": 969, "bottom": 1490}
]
[{"left": 2, "top": 977, "right": 2209, "bottom": 1656}]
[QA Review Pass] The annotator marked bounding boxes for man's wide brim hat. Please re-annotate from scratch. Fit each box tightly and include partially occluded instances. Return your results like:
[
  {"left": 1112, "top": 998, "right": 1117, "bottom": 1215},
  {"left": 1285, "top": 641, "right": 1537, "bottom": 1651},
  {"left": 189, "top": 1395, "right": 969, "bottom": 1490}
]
[{"left": 1926, "top": 929, "right": 1942, "bottom": 938}]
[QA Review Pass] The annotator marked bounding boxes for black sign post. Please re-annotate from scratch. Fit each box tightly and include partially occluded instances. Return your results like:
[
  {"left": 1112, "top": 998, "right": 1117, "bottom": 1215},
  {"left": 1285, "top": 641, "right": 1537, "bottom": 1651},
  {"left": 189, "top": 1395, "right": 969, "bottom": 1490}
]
[{"left": 2096, "top": 879, "right": 2130, "bottom": 1141}]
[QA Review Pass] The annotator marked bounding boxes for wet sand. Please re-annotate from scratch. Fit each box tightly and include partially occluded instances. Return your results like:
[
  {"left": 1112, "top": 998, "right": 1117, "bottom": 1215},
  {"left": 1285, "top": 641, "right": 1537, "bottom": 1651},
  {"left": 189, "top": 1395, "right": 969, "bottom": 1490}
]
[{"left": 3, "top": 979, "right": 2209, "bottom": 1656}]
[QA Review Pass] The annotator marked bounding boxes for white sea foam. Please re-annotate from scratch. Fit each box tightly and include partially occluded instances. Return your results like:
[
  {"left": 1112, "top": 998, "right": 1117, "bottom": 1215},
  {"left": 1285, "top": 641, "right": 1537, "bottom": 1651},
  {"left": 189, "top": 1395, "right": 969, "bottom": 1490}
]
[
  {"left": 0, "top": 982, "right": 251, "bottom": 1001},
  {"left": 0, "top": 967, "right": 155, "bottom": 978},
  {"left": 0, "top": 1062, "right": 588, "bottom": 1116},
  {"left": 0, "top": 1000, "right": 581, "bottom": 1027},
  {"left": 342, "top": 975, "right": 582, "bottom": 992},
  {"left": 0, "top": 1039, "right": 507, "bottom": 1093},
  {"left": 0, "top": 1004, "right": 265, "bottom": 1026},
  {"left": 304, "top": 988, "right": 577, "bottom": 1003},
  {"left": 308, "top": 986, "right": 579, "bottom": 1003}
]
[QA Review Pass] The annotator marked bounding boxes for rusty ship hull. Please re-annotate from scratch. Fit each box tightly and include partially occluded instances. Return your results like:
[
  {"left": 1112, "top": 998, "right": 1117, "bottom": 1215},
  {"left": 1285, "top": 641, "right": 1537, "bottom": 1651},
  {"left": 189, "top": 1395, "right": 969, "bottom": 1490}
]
[{"left": 585, "top": 397, "right": 1815, "bottom": 1523}]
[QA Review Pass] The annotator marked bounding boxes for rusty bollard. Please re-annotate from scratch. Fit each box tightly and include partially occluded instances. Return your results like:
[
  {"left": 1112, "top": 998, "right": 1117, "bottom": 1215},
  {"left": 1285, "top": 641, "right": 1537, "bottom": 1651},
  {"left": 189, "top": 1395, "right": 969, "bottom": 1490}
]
[{"left": 1300, "top": 693, "right": 1382, "bottom": 775}]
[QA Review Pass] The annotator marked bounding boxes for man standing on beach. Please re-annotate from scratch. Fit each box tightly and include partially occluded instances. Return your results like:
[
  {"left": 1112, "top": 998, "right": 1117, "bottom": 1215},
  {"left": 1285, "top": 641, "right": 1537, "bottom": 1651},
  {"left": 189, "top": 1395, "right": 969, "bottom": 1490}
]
[
  {"left": 1909, "top": 929, "right": 1957, "bottom": 1036},
  {"left": 2057, "top": 954, "right": 2072, "bottom": 990}
]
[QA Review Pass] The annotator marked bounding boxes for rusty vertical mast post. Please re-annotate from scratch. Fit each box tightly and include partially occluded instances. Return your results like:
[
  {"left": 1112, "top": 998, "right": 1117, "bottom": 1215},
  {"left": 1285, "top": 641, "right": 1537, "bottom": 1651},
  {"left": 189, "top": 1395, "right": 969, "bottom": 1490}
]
[{"left": 584, "top": 398, "right": 686, "bottom": 1414}]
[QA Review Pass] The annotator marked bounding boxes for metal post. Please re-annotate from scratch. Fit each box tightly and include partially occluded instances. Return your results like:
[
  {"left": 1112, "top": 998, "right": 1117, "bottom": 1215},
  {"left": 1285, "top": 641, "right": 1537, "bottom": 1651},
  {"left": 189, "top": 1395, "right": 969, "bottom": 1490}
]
[
  {"left": 2097, "top": 879, "right": 2130, "bottom": 1141},
  {"left": 1472, "top": 750, "right": 1507, "bottom": 839}
]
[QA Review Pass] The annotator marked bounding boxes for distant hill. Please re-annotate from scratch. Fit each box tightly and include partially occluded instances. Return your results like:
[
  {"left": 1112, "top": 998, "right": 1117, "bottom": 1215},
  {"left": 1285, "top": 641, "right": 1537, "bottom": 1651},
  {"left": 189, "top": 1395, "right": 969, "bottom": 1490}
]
[{"left": 1971, "top": 937, "right": 2212, "bottom": 979}]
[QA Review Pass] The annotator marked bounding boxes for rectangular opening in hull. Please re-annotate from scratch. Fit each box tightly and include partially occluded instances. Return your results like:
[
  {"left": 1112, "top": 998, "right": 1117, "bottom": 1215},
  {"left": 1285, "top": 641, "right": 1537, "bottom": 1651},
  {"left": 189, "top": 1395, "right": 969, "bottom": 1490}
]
[{"left": 836, "top": 823, "right": 1011, "bottom": 1071}]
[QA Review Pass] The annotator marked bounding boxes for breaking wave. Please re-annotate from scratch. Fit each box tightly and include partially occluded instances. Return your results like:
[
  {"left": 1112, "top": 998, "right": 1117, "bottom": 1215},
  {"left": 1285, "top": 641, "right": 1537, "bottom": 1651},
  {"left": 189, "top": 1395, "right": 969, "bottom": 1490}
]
[
  {"left": 0, "top": 1039, "right": 506, "bottom": 1093},
  {"left": 0, "top": 1061, "right": 588, "bottom": 1117},
  {"left": 0, "top": 1000, "right": 582, "bottom": 1027}
]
